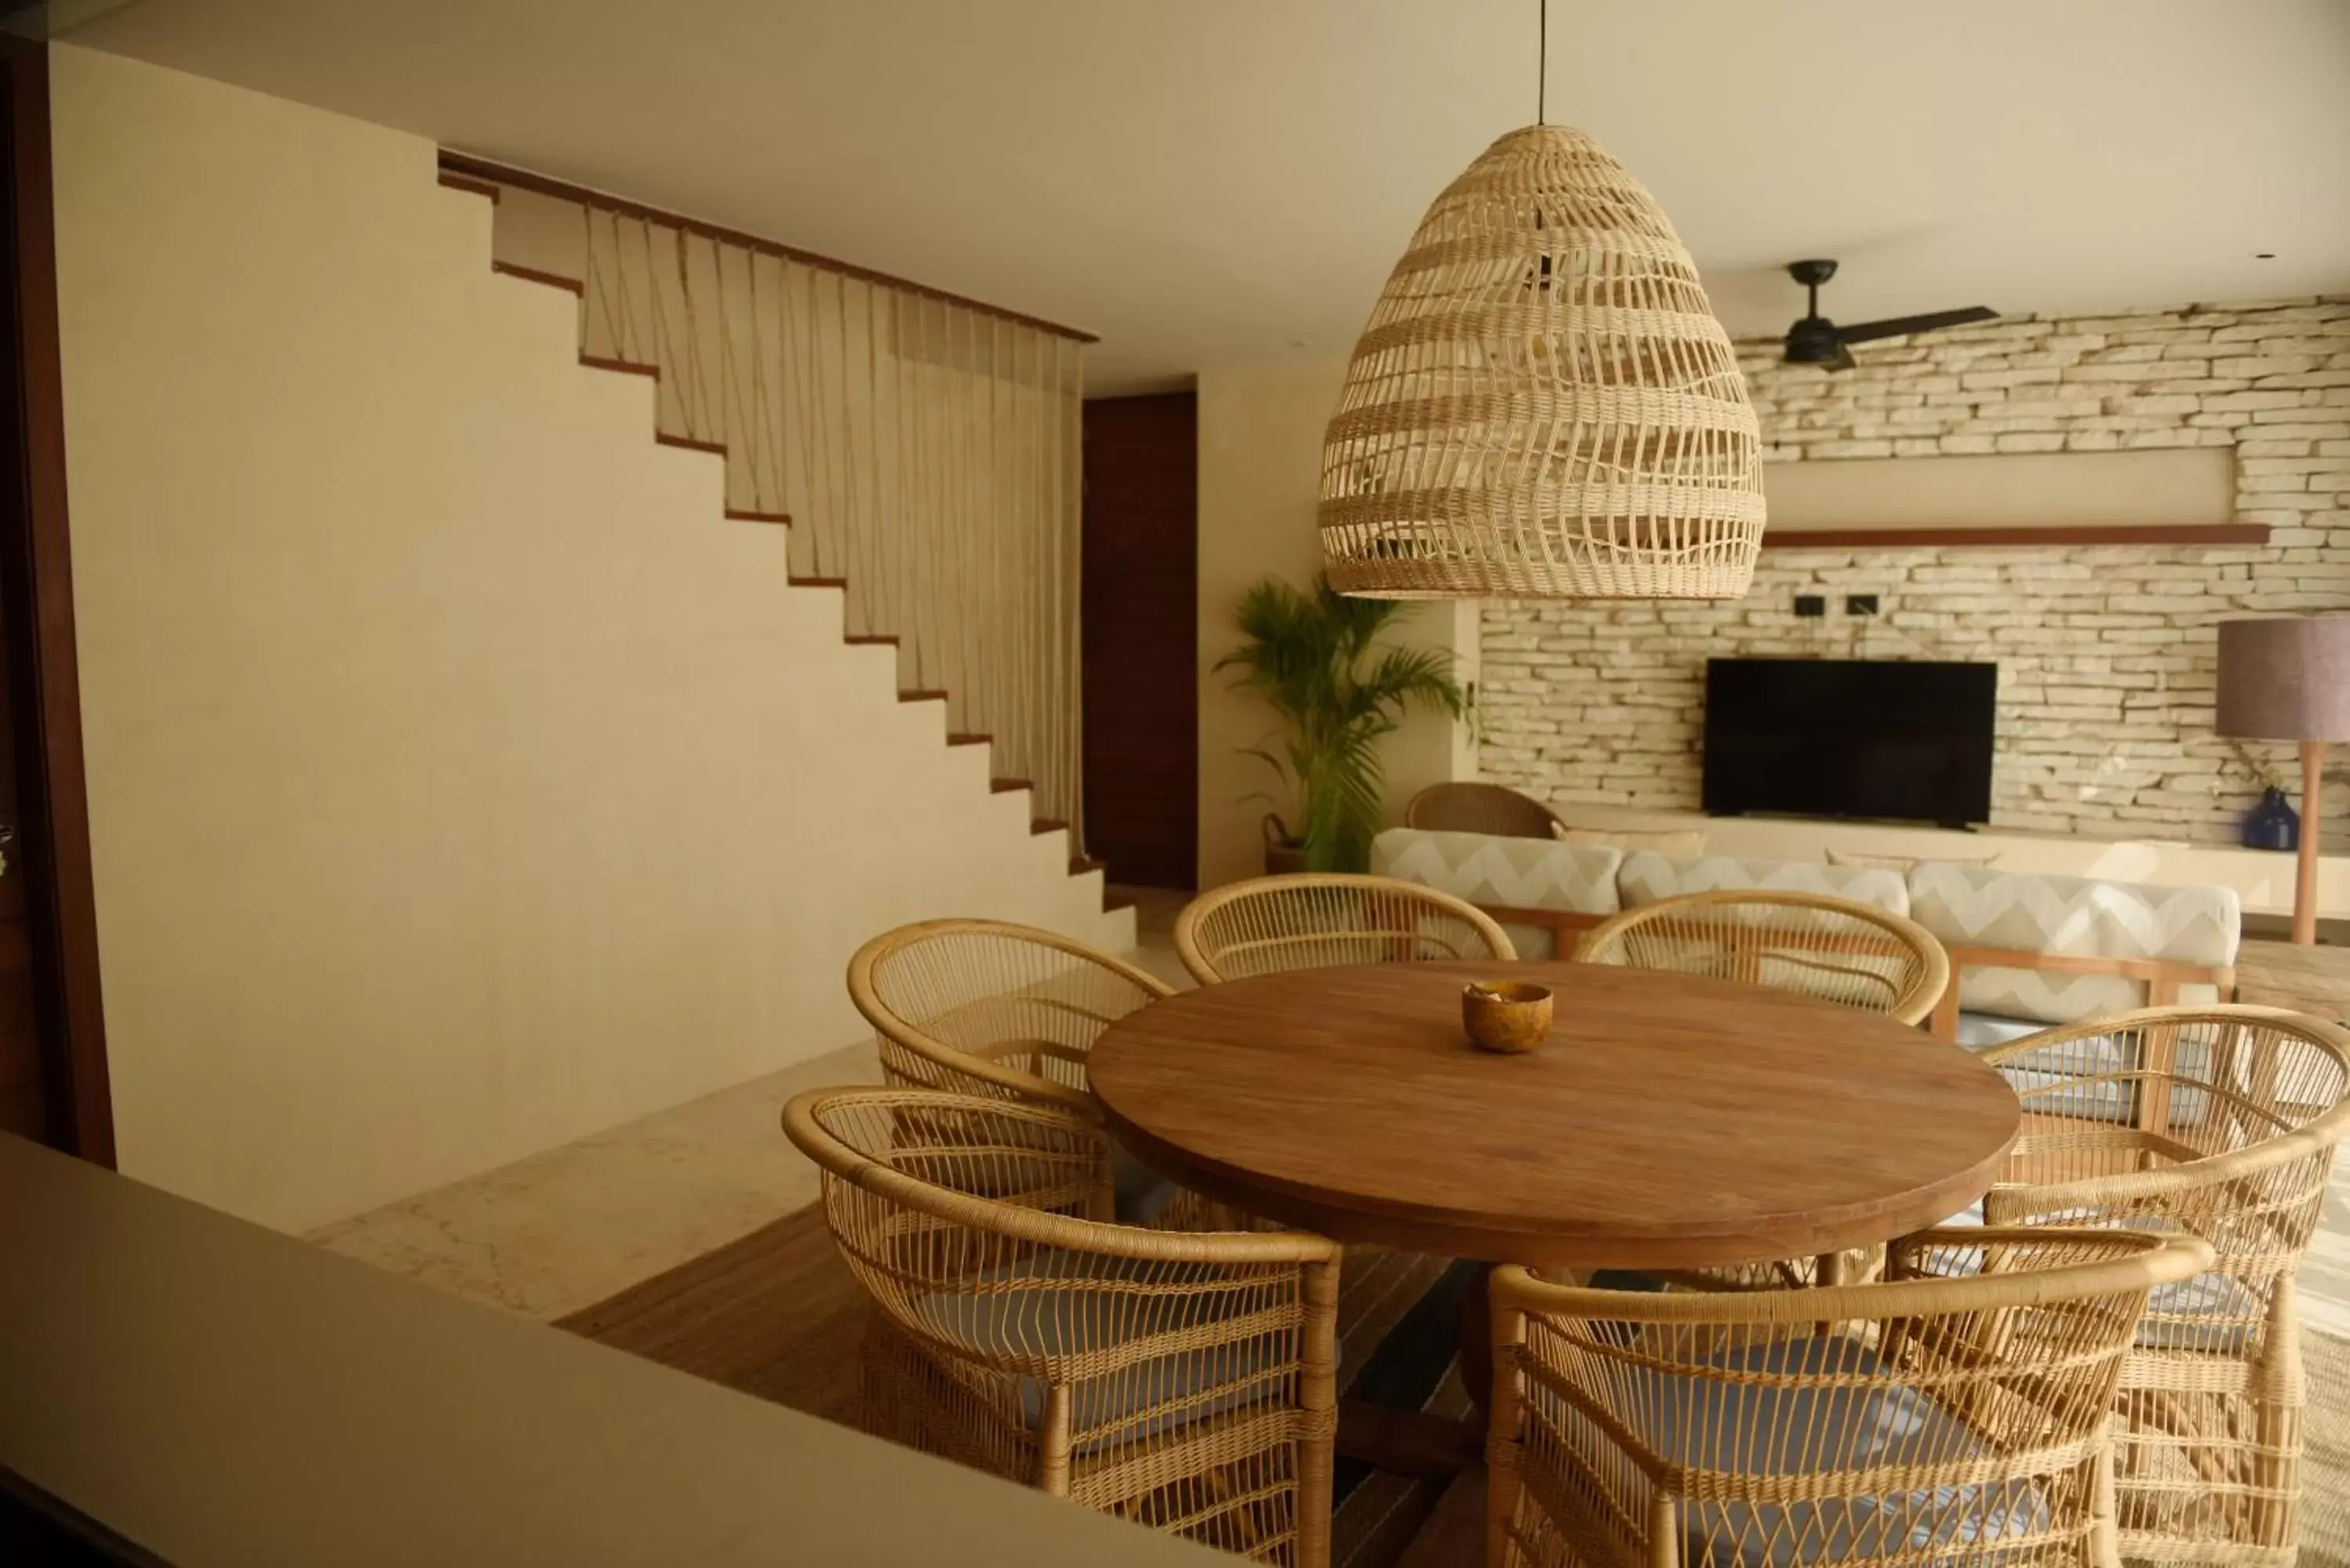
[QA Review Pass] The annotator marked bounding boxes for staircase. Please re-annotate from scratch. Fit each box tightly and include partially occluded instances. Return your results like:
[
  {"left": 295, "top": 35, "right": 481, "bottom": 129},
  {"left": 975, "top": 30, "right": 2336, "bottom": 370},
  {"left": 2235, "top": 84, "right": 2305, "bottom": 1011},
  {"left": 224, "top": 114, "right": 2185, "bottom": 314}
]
[{"left": 436, "top": 160, "right": 1127, "bottom": 921}]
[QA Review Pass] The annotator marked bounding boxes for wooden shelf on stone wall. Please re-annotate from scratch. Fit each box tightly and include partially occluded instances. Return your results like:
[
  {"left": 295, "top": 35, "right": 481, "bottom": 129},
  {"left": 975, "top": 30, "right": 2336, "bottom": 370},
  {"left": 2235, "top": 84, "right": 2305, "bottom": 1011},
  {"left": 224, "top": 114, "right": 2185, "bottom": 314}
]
[{"left": 1758, "top": 523, "right": 2271, "bottom": 551}]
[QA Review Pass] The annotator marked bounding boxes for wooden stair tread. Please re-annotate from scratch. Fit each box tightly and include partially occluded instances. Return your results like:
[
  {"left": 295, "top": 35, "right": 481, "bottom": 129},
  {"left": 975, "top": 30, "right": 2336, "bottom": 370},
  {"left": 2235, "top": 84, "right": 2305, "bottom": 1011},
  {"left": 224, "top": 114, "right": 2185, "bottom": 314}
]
[
  {"left": 490, "top": 260, "right": 583, "bottom": 294},
  {"left": 439, "top": 172, "right": 502, "bottom": 202},
  {"left": 580, "top": 353, "right": 658, "bottom": 379},
  {"left": 472, "top": 239, "right": 1113, "bottom": 933}
]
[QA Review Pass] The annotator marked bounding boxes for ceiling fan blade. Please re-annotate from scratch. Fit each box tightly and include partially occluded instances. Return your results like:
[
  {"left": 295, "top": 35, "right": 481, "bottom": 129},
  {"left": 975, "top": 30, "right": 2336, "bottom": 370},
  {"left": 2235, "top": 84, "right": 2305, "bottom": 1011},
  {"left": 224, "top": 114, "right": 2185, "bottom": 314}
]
[
  {"left": 1824, "top": 341, "right": 1856, "bottom": 374},
  {"left": 1836, "top": 306, "right": 1998, "bottom": 345}
]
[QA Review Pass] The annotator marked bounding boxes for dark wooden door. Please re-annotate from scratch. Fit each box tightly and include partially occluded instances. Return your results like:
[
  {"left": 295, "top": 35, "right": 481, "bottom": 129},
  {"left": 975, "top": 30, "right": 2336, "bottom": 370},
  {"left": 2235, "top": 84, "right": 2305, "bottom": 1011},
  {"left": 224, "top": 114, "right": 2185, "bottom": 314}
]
[
  {"left": 1081, "top": 392, "right": 1198, "bottom": 890},
  {"left": 0, "top": 612, "right": 35, "bottom": 1140},
  {"left": 0, "top": 38, "right": 110, "bottom": 1160}
]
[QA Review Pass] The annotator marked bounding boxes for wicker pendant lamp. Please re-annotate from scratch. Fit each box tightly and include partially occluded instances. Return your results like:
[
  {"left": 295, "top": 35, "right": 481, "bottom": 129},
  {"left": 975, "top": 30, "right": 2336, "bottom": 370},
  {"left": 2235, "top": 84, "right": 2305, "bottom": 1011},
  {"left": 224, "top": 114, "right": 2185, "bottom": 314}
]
[{"left": 1318, "top": 18, "right": 1764, "bottom": 599}]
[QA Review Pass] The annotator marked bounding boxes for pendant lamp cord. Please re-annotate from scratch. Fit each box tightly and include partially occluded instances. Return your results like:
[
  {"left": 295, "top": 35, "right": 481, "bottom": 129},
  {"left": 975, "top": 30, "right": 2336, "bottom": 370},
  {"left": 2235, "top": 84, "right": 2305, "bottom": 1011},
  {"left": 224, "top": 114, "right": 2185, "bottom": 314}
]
[{"left": 1536, "top": 0, "right": 1548, "bottom": 124}]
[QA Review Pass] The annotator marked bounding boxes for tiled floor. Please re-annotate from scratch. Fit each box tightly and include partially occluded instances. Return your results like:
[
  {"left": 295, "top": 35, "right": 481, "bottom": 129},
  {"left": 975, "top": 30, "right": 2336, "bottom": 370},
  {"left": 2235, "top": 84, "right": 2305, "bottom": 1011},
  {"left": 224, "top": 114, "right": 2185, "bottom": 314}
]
[
  {"left": 307, "top": 1038, "right": 880, "bottom": 1320},
  {"left": 1119, "top": 883, "right": 1195, "bottom": 992},
  {"left": 309, "top": 886, "right": 1193, "bottom": 1320},
  {"left": 310, "top": 893, "right": 2350, "bottom": 1343},
  {"left": 2305, "top": 1166, "right": 2350, "bottom": 1341}
]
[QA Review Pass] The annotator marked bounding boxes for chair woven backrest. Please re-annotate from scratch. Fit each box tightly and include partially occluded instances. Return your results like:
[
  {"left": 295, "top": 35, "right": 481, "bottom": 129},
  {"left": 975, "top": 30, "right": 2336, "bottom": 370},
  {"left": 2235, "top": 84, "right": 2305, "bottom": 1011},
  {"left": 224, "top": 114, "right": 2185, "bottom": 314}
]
[
  {"left": 1173, "top": 873, "right": 1517, "bottom": 986},
  {"left": 1576, "top": 888, "right": 1952, "bottom": 1027},
  {"left": 1488, "top": 1226, "right": 2212, "bottom": 1568},
  {"left": 1977, "top": 1005, "right": 2350, "bottom": 1561},
  {"left": 783, "top": 1088, "right": 1341, "bottom": 1565},
  {"left": 849, "top": 919, "right": 1173, "bottom": 1112},
  {"left": 1402, "top": 782, "right": 1561, "bottom": 839}
]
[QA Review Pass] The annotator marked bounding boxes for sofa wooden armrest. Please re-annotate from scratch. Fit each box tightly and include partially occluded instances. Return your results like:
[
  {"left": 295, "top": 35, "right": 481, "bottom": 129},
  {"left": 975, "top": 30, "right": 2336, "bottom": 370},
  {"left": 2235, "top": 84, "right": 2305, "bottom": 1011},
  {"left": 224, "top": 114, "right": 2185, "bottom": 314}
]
[
  {"left": 1925, "top": 945, "right": 2239, "bottom": 1042},
  {"left": 1480, "top": 904, "right": 1607, "bottom": 959}
]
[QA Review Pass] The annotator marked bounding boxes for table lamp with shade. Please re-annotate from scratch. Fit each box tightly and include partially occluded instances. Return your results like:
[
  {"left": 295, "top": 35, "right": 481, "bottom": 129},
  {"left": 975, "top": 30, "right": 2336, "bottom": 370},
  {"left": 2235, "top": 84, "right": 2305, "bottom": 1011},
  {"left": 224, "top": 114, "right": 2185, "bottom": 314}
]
[{"left": 2215, "top": 616, "right": 2350, "bottom": 945}]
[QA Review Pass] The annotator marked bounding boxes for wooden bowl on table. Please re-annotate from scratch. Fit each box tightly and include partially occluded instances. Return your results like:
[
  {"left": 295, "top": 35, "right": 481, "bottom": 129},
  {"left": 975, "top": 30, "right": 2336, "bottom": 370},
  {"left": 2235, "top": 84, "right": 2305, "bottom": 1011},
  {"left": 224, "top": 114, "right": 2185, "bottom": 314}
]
[{"left": 1461, "top": 980, "right": 1553, "bottom": 1053}]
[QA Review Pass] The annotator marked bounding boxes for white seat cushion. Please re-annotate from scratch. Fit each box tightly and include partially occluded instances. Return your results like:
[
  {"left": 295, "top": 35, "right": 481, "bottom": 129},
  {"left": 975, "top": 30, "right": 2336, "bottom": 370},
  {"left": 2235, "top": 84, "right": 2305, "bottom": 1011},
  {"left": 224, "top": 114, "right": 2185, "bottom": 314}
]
[
  {"left": 1631, "top": 1335, "right": 2047, "bottom": 1566},
  {"left": 1952, "top": 1012, "right": 2046, "bottom": 1052},
  {"left": 1955, "top": 1012, "right": 2209, "bottom": 1128},
  {"left": 1617, "top": 851, "right": 1910, "bottom": 916},
  {"left": 1371, "top": 826, "right": 1622, "bottom": 959},
  {"left": 914, "top": 1260, "right": 1290, "bottom": 1453},
  {"left": 2134, "top": 1271, "right": 2265, "bottom": 1353},
  {"left": 1909, "top": 864, "right": 2239, "bottom": 1026},
  {"left": 1925, "top": 1199, "right": 2259, "bottom": 1352}
]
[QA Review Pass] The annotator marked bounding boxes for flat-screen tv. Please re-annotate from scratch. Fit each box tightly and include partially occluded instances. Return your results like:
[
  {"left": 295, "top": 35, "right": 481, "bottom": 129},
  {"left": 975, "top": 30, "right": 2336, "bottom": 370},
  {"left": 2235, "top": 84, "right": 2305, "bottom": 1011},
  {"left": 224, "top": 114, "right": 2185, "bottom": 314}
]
[{"left": 1703, "top": 658, "right": 1997, "bottom": 827}]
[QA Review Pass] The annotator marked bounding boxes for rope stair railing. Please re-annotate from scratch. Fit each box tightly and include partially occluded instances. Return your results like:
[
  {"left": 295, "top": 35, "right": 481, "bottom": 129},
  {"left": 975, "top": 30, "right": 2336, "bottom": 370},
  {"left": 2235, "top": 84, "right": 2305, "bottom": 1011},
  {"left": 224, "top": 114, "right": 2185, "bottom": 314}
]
[{"left": 468, "top": 169, "right": 1089, "bottom": 845}]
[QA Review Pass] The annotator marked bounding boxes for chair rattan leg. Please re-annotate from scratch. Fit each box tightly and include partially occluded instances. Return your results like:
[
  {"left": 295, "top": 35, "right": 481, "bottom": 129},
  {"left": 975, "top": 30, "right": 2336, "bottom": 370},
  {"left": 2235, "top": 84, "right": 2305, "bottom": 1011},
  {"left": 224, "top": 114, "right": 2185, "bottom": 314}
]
[
  {"left": 1036, "top": 1384, "right": 1074, "bottom": 1498},
  {"left": 1295, "top": 1258, "right": 1340, "bottom": 1568},
  {"left": 1483, "top": 1304, "right": 1524, "bottom": 1568}
]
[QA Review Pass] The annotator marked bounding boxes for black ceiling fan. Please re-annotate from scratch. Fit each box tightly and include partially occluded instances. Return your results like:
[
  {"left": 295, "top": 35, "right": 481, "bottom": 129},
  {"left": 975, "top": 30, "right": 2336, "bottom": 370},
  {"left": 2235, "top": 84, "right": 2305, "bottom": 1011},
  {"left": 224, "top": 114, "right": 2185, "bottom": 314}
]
[{"left": 1781, "top": 259, "right": 1996, "bottom": 372}]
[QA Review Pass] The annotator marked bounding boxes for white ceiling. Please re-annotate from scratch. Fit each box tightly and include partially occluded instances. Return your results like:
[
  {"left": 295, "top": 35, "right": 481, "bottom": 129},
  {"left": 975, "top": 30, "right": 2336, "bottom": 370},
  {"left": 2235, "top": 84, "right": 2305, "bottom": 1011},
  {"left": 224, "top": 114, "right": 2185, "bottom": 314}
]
[{"left": 59, "top": 0, "right": 2350, "bottom": 393}]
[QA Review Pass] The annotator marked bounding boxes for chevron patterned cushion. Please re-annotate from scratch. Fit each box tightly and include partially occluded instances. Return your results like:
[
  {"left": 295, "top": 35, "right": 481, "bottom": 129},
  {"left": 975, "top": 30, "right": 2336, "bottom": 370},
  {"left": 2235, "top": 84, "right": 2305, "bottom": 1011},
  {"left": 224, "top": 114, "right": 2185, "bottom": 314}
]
[
  {"left": 1907, "top": 863, "right": 2240, "bottom": 1024},
  {"left": 1370, "top": 828, "right": 1622, "bottom": 959},
  {"left": 1615, "top": 851, "right": 1911, "bottom": 916}
]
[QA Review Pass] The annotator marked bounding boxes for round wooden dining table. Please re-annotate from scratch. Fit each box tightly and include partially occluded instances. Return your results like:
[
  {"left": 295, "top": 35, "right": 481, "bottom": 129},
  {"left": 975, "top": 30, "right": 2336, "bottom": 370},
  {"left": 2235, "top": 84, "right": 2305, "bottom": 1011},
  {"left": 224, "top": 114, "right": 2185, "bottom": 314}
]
[
  {"left": 1088, "top": 957, "right": 2019, "bottom": 1271},
  {"left": 1088, "top": 956, "right": 2019, "bottom": 1482}
]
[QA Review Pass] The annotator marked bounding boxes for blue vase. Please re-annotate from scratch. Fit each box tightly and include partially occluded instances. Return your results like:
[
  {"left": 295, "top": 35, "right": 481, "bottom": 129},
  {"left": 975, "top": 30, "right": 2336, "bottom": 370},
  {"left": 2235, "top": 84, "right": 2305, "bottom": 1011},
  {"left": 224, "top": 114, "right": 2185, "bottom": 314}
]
[{"left": 2243, "top": 787, "right": 2300, "bottom": 852}]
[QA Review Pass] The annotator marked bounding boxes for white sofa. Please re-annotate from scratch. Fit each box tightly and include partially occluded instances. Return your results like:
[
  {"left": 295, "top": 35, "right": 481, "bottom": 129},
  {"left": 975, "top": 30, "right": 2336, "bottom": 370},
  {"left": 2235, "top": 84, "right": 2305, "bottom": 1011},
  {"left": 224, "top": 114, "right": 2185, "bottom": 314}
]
[{"left": 1369, "top": 827, "right": 2242, "bottom": 1044}]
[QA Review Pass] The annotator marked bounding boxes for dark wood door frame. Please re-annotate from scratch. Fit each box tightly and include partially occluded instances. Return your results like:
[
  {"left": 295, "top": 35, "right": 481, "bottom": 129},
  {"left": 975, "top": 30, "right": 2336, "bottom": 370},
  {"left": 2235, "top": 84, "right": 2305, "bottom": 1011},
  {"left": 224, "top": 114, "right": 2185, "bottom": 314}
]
[{"left": 0, "top": 36, "right": 110, "bottom": 1165}]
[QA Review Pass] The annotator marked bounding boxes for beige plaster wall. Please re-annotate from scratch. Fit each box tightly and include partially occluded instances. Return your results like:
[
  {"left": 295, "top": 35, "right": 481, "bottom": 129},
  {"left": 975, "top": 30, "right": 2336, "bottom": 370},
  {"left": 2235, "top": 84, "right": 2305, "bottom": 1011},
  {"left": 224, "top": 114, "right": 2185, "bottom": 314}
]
[
  {"left": 49, "top": 45, "right": 1124, "bottom": 1232},
  {"left": 1195, "top": 356, "right": 1473, "bottom": 890}
]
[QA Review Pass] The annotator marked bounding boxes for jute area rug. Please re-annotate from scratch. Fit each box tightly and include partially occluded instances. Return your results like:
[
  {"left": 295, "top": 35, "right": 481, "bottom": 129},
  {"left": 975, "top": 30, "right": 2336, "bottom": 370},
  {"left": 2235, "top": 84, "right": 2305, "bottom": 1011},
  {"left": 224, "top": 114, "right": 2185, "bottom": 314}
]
[
  {"left": 553, "top": 1200, "right": 2350, "bottom": 1568},
  {"left": 2303, "top": 1328, "right": 2350, "bottom": 1567}
]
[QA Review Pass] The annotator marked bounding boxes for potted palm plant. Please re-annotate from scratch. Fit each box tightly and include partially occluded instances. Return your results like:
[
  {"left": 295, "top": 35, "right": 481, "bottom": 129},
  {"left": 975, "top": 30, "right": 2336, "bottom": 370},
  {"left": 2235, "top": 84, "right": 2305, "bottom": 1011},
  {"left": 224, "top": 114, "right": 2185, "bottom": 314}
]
[{"left": 1218, "top": 574, "right": 1469, "bottom": 874}]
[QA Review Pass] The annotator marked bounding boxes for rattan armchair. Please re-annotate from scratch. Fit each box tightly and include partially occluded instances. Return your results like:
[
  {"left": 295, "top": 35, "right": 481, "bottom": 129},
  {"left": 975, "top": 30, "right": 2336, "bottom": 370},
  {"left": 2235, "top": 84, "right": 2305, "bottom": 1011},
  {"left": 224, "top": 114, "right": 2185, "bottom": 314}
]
[
  {"left": 1173, "top": 873, "right": 1517, "bottom": 986},
  {"left": 1974, "top": 1005, "right": 2350, "bottom": 1566},
  {"left": 1488, "top": 1225, "right": 2214, "bottom": 1568},
  {"left": 784, "top": 1088, "right": 1342, "bottom": 1567},
  {"left": 849, "top": 919, "right": 1173, "bottom": 1113},
  {"left": 1403, "top": 782, "right": 1563, "bottom": 840},
  {"left": 1576, "top": 889, "right": 1953, "bottom": 1028}
]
